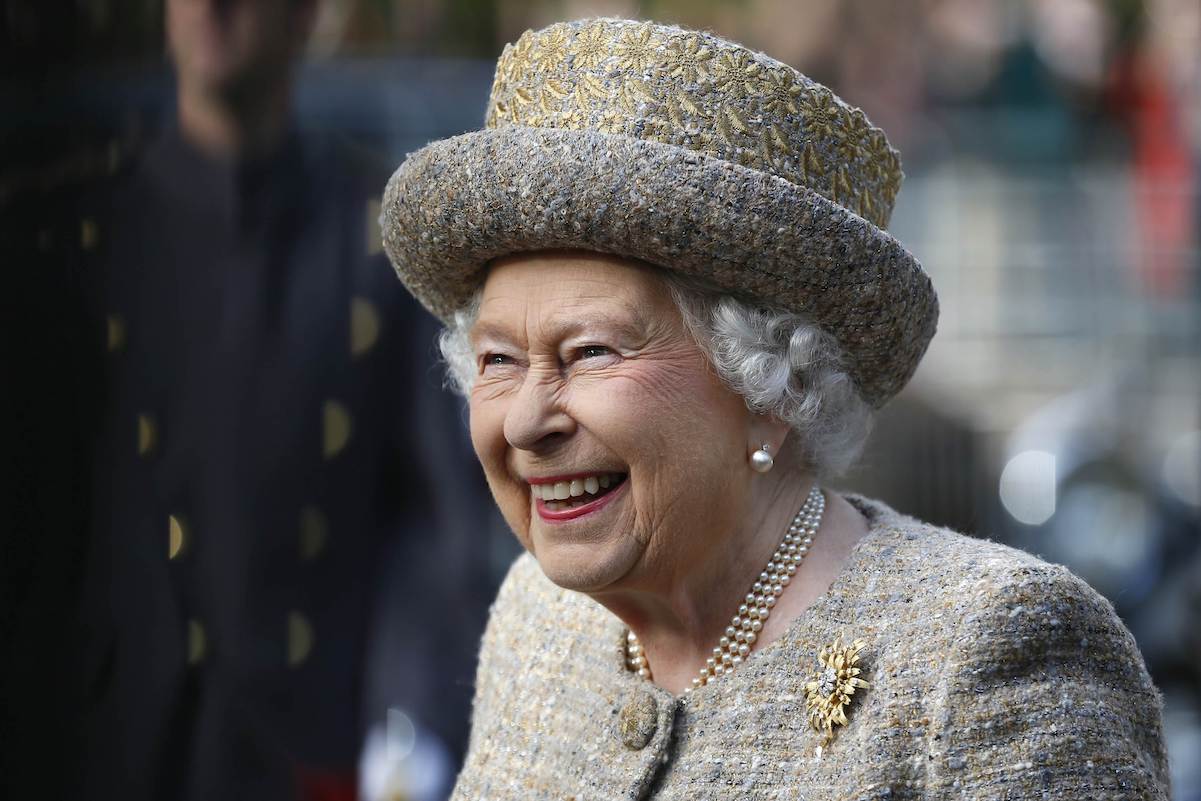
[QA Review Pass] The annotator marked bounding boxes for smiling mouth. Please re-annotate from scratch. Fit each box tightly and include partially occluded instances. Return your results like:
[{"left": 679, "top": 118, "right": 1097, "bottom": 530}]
[{"left": 530, "top": 473, "right": 628, "bottom": 512}]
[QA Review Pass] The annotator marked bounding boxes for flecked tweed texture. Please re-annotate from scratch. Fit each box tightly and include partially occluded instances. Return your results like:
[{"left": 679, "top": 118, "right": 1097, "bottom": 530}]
[
  {"left": 452, "top": 495, "right": 1170, "bottom": 800},
  {"left": 380, "top": 19, "right": 939, "bottom": 408}
]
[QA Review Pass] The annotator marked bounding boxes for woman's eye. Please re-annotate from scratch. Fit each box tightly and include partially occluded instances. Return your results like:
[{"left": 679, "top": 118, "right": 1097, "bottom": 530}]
[
  {"left": 579, "top": 345, "right": 611, "bottom": 360},
  {"left": 482, "top": 353, "right": 514, "bottom": 367}
]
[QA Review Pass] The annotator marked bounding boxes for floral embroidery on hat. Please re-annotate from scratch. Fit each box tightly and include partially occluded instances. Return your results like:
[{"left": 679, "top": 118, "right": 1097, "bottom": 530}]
[
  {"left": 761, "top": 66, "right": 803, "bottom": 117},
  {"left": 614, "top": 22, "right": 660, "bottom": 74},
  {"left": 481, "top": 19, "right": 903, "bottom": 231},
  {"left": 570, "top": 20, "right": 613, "bottom": 71},
  {"left": 533, "top": 24, "right": 571, "bottom": 69},
  {"left": 665, "top": 34, "right": 714, "bottom": 83},
  {"left": 712, "top": 50, "right": 765, "bottom": 99}
]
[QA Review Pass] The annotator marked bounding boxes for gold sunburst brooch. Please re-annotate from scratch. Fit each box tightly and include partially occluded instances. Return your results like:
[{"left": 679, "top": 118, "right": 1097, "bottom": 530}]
[{"left": 804, "top": 636, "right": 870, "bottom": 747}]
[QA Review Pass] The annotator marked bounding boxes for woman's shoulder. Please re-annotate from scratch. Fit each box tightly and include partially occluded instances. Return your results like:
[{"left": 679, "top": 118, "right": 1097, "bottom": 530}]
[
  {"left": 845, "top": 493, "right": 1113, "bottom": 622},
  {"left": 830, "top": 495, "right": 1169, "bottom": 799},
  {"left": 838, "top": 493, "right": 1159, "bottom": 693}
]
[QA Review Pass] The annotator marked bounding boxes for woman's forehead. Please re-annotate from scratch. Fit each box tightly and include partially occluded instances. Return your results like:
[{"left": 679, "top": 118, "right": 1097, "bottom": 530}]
[
  {"left": 474, "top": 252, "right": 673, "bottom": 334},
  {"left": 484, "top": 250, "right": 661, "bottom": 291}
]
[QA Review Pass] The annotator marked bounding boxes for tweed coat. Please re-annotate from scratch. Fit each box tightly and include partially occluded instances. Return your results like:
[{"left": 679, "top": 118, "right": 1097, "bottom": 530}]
[{"left": 453, "top": 494, "right": 1170, "bottom": 801}]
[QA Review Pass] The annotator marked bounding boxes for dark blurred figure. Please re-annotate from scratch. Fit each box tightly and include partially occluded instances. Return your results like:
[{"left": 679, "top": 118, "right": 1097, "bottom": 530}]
[{"left": 2, "top": 1, "right": 496, "bottom": 799}]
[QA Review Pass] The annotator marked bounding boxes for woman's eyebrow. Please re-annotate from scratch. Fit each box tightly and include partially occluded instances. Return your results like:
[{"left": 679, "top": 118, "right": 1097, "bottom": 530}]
[
  {"left": 472, "top": 311, "right": 648, "bottom": 346},
  {"left": 544, "top": 308, "right": 651, "bottom": 341},
  {"left": 469, "top": 319, "right": 520, "bottom": 346}
]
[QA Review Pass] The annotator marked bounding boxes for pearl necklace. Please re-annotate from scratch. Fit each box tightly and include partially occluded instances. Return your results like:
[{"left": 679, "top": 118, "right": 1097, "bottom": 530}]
[{"left": 626, "top": 485, "right": 825, "bottom": 691}]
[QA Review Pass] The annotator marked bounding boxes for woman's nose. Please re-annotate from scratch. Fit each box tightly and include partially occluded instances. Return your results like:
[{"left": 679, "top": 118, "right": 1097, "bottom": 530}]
[{"left": 503, "top": 370, "right": 575, "bottom": 451}]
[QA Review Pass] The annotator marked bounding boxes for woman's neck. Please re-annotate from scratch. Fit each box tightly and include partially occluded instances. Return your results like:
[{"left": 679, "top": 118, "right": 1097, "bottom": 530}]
[{"left": 591, "top": 475, "right": 870, "bottom": 695}]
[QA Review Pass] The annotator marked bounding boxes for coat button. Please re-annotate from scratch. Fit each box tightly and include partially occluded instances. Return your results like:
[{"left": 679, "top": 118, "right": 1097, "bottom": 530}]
[
  {"left": 288, "top": 611, "right": 314, "bottom": 667},
  {"left": 187, "top": 619, "right": 206, "bottom": 666},
  {"left": 80, "top": 217, "right": 99, "bottom": 250},
  {"left": 322, "top": 400, "right": 352, "bottom": 459},
  {"left": 350, "top": 296, "right": 380, "bottom": 358},
  {"left": 617, "top": 691, "right": 658, "bottom": 750},
  {"left": 298, "top": 505, "right": 327, "bottom": 561},
  {"left": 168, "top": 514, "right": 188, "bottom": 560},
  {"left": 365, "top": 198, "right": 383, "bottom": 256},
  {"left": 106, "top": 314, "right": 126, "bottom": 353},
  {"left": 137, "top": 413, "right": 158, "bottom": 457}
]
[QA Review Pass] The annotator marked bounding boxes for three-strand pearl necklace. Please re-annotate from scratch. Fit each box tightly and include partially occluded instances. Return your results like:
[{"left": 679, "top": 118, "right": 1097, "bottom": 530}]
[{"left": 626, "top": 485, "right": 825, "bottom": 691}]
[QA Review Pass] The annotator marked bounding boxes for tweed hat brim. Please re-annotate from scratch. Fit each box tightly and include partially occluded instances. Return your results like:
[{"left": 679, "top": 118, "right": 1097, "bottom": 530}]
[{"left": 381, "top": 125, "right": 937, "bottom": 409}]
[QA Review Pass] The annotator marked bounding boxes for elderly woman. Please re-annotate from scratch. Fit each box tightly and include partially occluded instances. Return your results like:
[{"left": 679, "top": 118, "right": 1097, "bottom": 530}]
[{"left": 381, "top": 18, "right": 1170, "bottom": 801}]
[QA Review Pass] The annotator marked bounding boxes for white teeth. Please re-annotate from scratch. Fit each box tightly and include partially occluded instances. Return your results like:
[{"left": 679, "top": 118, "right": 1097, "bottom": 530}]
[{"left": 531, "top": 473, "right": 624, "bottom": 503}]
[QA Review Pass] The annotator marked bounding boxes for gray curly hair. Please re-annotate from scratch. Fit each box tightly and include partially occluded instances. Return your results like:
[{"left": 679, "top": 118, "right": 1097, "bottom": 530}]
[{"left": 437, "top": 271, "right": 874, "bottom": 479}]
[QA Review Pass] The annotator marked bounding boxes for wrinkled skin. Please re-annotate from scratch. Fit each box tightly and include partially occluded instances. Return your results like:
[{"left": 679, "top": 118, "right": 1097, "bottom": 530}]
[
  {"left": 467, "top": 250, "right": 868, "bottom": 693},
  {"left": 468, "top": 250, "right": 779, "bottom": 596}
]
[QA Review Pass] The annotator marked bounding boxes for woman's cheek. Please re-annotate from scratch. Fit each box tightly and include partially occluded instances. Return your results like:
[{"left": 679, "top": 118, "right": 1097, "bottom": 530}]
[
  {"left": 585, "top": 354, "right": 710, "bottom": 408},
  {"left": 469, "top": 377, "right": 513, "bottom": 446},
  {"left": 465, "top": 398, "right": 518, "bottom": 511},
  {"left": 495, "top": 482, "right": 533, "bottom": 549}
]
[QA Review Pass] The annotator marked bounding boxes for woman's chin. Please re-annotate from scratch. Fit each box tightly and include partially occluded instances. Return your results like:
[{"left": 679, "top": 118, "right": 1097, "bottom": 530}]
[{"left": 530, "top": 537, "right": 640, "bottom": 594}]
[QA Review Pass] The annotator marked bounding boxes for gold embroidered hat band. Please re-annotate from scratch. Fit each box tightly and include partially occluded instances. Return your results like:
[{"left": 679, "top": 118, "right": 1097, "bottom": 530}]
[{"left": 381, "top": 18, "right": 939, "bottom": 408}]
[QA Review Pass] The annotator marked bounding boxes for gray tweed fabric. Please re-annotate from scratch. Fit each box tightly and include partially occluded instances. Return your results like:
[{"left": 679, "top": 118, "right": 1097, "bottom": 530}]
[
  {"left": 452, "top": 495, "right": 1170, "bottom": 800},
  {"left": 380, "top": 19, "right": 939, "bottom": 409}
]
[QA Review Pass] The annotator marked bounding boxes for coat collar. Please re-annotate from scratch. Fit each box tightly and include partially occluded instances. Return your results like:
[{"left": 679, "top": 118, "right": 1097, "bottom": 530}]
[{"left": 470, "top": 493, "right": 917, "bottom": 798}]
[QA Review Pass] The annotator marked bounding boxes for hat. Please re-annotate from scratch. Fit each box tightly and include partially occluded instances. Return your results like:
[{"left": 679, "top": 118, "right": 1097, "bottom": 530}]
[{"left": 381, "top": 18, "right": 938, "bottom": 408}]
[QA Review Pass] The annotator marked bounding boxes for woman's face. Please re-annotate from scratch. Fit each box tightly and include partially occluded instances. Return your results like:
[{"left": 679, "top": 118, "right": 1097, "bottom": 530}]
[{"left": 468, "top": 251, "right": 757, "bottom": 593}]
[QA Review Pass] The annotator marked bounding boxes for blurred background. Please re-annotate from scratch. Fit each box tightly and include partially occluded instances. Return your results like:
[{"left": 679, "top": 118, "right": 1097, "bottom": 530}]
[{"left": 2, "top": 0, "right": 1197, "bottom": 799}]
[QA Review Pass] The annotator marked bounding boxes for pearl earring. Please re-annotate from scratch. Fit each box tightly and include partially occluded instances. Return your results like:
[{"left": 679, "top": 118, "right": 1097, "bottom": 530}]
[{"left": 750, "top": 443, "right": 774, "bottom": 473}]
